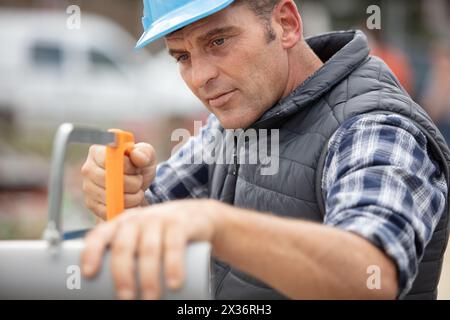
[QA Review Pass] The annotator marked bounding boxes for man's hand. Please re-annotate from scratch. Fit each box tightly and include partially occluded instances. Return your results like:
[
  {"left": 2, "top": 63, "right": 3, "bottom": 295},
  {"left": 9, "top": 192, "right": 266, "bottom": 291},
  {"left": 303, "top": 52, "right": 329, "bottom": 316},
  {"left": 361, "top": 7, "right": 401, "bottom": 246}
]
[
  {"left": 81, "top": 199, "right": 225, "bottom": 300},
  {"left": 81, "top": 142, "right": 156, "bottom": 219}
]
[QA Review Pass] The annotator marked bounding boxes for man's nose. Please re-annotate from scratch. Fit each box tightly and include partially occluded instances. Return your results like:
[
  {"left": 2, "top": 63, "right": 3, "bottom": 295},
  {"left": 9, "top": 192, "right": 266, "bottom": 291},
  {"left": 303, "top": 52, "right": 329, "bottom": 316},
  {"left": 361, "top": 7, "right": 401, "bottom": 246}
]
[{"left": 190, "top": 57, "right": 219, "bottom": 89}]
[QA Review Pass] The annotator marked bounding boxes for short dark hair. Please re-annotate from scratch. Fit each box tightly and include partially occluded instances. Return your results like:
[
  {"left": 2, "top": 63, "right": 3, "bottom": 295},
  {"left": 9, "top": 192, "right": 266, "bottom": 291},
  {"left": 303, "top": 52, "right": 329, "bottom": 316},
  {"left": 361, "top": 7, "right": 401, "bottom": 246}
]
[{"left": 234, "top": 0, "right": 281, "bottom": 42}]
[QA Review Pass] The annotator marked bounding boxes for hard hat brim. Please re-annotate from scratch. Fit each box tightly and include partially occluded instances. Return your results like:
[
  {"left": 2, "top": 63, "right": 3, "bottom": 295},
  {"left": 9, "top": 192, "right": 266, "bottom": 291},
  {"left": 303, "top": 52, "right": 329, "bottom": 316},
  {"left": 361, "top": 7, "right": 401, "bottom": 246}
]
[{"left": 135, "top": 0, "right": 235, "bottom": 49}]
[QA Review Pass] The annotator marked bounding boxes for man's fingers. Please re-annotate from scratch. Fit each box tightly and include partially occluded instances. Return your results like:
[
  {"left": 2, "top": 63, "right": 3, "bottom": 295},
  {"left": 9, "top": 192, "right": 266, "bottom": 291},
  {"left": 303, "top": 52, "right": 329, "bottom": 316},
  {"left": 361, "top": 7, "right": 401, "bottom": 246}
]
[
  {"left": 141, "top": 164, "right": 156, "bottom": 192},
  {"left": 91, "top": 145, "right": 140, "bottom": 174},
  {"left": 131, "top": 143, "right": 157, "bottom": 191},
  {"left": 123, "top": 156, "right": 140, "bottom": 175},
  {"left": 139, "top": 220, "right": 163, "bottom": 300},
  {"left": 83, "top": 179, "right": 106, "bottom": 205},
  {"left": 83, "top": 166, "right": 142, "bottom": 196},
  {"left": 89, "top": 143, "right": 155, "bottom": 172},
  {"left": 84, "top": 197, "right": 107, "bottom": 220},
  {"left": 85, "top": 144, "right": 150, "bottom": 197},
  {"left": 111, "top": 221, "right": 140, "bottom": 300},
  {"left": 90, "top": 145, "right": 106, "bottom": 169},
  {"left": 81, "top": 155, "right": 106, "bottom": 188},
  {"left": 164, "top": 225, "right": 186, "bottom": 291},
  {"left": 84, "top": 177, "right": 144, "bottom": 211},
  {"left": 81, "top": 221, "right": 117, "bottom": 278},
  {"left": 129, "top": 143, "right": 156, "bottom": 169},
  {"left": 124, "top": 190, "right": 145, "bottom": 208},
  {"left": 124, "top": 174, "right": 144, "bottom": 194}
]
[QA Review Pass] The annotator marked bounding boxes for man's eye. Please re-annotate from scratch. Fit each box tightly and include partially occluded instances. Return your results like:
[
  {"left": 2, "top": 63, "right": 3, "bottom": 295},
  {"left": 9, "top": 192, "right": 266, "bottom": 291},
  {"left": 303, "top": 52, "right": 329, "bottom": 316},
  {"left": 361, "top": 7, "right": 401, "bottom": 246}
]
[
  {"left": 211, "top": 38, "right": 225, "bottom": 47},
  {"left": 176, "top": 54, "right": 189, "bottom": 63}
]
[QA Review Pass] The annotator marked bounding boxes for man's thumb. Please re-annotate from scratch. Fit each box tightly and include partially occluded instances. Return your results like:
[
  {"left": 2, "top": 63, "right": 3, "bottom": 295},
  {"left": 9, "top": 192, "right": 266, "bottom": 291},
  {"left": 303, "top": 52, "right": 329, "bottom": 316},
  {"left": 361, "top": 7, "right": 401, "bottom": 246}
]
[{"left": 129, "top": 143, "right": 155, "bottom": 169}]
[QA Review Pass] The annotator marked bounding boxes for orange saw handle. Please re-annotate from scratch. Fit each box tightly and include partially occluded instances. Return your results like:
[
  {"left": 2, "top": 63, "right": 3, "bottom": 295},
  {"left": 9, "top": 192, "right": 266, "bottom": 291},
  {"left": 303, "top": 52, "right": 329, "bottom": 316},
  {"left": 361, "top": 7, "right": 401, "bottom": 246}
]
[{"left": 105, "top": 129, "right": 135, "bottom": 221}]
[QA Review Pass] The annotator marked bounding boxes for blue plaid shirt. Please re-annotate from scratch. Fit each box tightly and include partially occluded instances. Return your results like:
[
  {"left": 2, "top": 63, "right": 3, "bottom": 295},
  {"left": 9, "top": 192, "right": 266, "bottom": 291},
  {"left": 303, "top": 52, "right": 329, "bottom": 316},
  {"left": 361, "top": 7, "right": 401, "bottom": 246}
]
[{"left": 145, "top": 113, "right": 447, "bottom": 298}]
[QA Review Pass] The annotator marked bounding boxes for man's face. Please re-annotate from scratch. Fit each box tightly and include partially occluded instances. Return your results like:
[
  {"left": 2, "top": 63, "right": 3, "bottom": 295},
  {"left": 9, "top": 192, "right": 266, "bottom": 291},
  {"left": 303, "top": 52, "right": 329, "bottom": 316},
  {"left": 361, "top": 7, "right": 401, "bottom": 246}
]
[{"left": 165, "top": 4, "right": 290, "bottom": 129}]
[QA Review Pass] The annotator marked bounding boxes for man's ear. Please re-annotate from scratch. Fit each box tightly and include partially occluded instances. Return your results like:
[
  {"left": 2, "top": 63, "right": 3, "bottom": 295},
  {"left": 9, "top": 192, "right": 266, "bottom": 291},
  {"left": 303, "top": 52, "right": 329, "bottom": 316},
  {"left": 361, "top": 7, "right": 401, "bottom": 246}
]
[{"left": 274, "top": 0, "right": 303, "bottom": 49}]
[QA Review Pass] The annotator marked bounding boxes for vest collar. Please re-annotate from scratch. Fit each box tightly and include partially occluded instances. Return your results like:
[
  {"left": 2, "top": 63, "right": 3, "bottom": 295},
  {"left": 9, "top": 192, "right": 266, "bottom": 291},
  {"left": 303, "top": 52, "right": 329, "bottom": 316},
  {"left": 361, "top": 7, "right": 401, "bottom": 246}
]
[{"left": 252, "top": 30, "right": 370, "bottom": 129}]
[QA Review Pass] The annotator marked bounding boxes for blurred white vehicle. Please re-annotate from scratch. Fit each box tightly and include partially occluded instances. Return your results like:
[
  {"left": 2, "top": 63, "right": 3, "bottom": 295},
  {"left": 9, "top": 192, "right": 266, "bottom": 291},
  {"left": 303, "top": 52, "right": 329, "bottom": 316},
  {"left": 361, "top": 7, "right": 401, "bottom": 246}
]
[{"left": 0, "top": 9, "right": 202, "bottom": 129}]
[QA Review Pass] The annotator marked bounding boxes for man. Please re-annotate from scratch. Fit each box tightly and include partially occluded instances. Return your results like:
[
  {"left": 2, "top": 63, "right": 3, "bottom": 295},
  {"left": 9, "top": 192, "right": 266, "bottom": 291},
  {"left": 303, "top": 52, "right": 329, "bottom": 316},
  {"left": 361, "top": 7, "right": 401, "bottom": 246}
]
[{"left": 80, "top": 0, "right": 450, "bottom": 300}]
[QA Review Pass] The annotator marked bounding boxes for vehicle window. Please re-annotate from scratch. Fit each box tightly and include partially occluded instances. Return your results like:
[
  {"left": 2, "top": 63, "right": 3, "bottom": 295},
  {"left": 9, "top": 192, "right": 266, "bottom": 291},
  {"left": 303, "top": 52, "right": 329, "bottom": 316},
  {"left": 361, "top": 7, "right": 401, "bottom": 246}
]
[
  {"left": 31, "top": 43, "right": 63, "bottom": 68},
  {"left": 88, "top": 50, "right": 119, "bottom": 71}
]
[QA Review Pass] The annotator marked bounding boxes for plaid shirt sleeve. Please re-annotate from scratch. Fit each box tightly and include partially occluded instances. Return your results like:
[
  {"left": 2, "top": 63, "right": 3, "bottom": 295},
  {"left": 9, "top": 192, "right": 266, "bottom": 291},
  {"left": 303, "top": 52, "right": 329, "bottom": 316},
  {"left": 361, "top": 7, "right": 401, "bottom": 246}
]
[
  {"left": 322, "top": 113, "right": 448, "bottom": 298},
  {"left": 145, "top": 114, "right": 220, "bottom": 204}
]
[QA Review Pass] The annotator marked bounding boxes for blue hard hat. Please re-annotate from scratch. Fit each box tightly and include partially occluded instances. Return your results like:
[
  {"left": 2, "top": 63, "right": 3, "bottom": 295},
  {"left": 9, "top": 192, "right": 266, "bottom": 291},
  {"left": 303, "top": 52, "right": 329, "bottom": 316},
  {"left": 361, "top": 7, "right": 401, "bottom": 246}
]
[{"left": 135, "top": 0, "right": 235, "bottom": 49}]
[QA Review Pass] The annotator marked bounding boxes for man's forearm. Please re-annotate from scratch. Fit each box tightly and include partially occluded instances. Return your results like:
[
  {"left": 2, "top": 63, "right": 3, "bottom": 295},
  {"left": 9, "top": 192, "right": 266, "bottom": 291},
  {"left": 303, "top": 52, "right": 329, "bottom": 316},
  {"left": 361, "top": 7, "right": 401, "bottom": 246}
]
[{"left": 211, "top": 205, "right": 398, "bottom": 299}]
